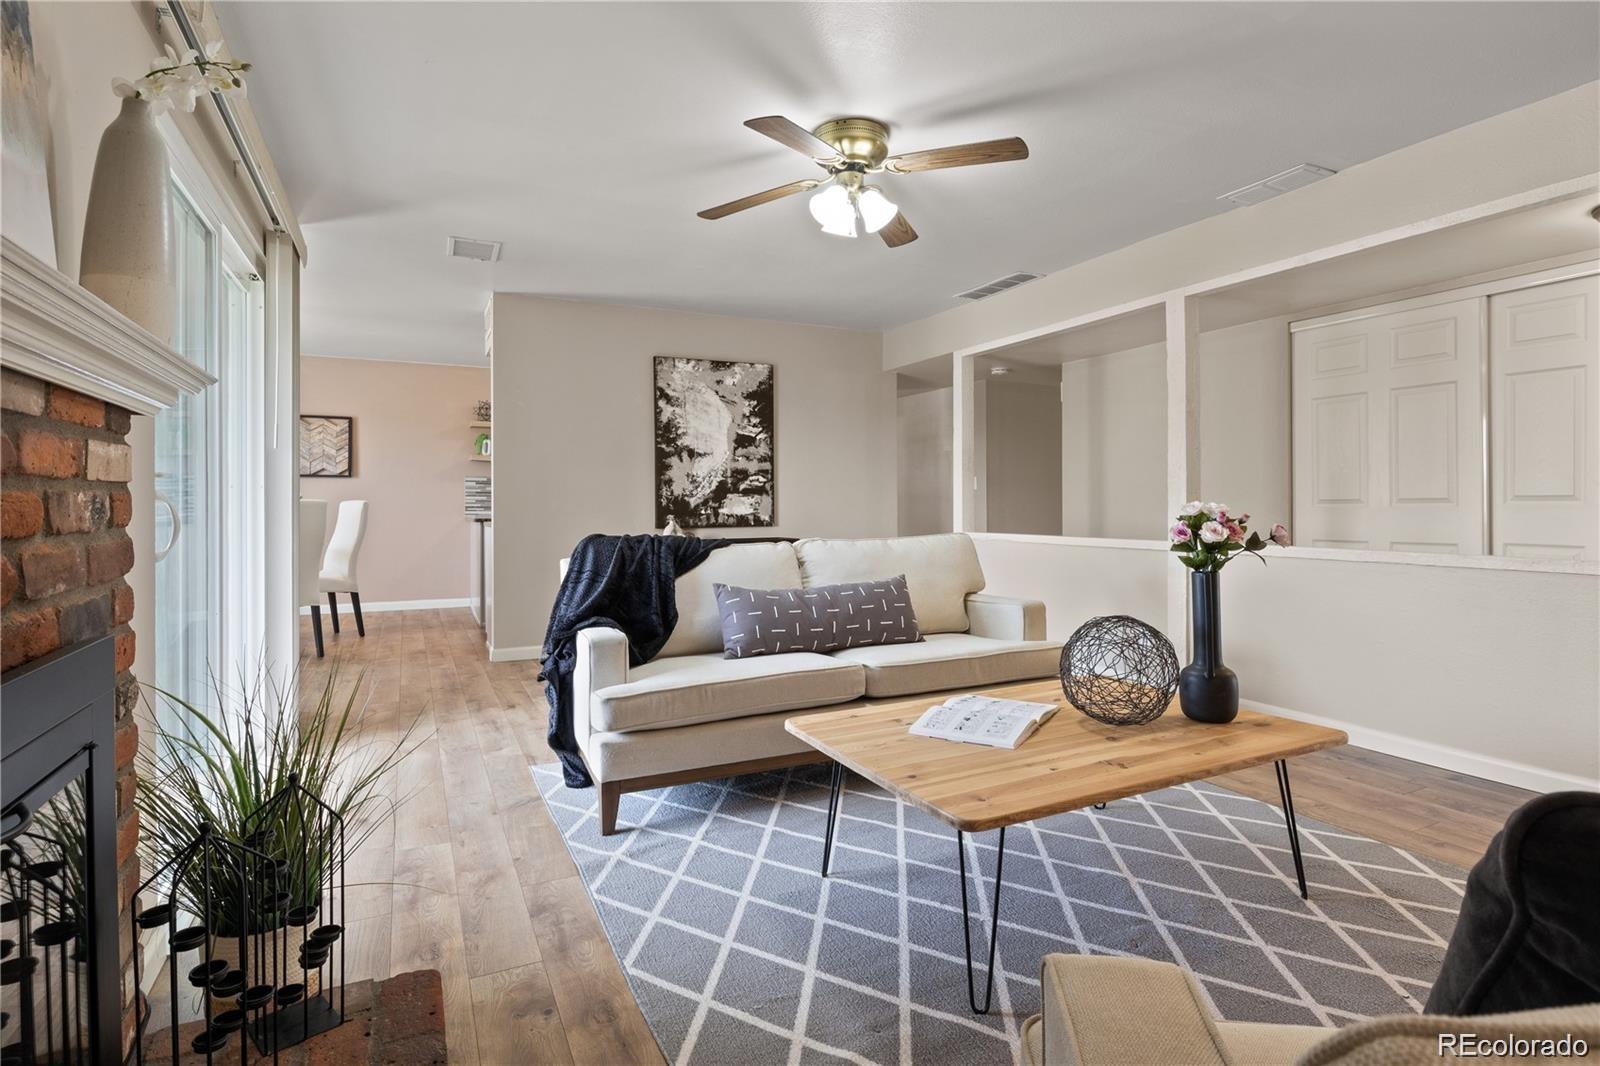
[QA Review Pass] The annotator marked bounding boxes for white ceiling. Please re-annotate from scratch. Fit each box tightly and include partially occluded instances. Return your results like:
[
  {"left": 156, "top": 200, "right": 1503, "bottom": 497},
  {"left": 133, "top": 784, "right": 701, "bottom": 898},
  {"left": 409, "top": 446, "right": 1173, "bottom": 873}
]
[{"left": 220, "top": 2, "right": 1600, "bottom": 366}]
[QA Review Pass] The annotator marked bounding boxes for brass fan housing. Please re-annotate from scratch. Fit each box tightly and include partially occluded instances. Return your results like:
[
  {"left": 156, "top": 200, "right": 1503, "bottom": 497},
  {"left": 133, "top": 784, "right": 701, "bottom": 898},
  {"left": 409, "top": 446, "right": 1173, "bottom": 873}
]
[{"left": 813, "top": 117, "right": 890, "bottom": 169}]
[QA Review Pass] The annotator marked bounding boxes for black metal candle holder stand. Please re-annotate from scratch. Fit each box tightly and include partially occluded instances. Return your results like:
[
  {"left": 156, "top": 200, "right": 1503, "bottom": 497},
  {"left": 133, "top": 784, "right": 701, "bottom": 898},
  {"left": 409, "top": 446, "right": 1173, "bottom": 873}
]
[
  {"left": 1, "top": 831, "right": 89, "bottom": 1064},
  {"left": 130, "top": 773, "right": 346, "bottom": 1064}
]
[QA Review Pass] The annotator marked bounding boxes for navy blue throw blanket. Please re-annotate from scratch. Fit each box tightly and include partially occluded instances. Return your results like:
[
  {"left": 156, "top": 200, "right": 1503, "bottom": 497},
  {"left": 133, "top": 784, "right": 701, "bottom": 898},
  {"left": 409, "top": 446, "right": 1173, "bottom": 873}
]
[{"left": 539, "top": 534, "right": 728, "bottom": 787}]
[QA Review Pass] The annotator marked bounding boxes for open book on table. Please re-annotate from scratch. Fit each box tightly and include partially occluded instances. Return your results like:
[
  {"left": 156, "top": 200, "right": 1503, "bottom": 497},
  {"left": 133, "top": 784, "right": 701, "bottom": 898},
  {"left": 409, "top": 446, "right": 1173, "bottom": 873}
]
[{"left": 908, "top": 693, "right": 1059, "bottom": 750}]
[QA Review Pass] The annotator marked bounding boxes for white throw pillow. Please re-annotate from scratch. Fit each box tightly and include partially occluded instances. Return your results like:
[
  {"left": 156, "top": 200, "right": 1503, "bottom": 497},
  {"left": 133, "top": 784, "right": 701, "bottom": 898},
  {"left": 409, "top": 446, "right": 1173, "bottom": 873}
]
[{"left": 792, "top": 533, "right": 985, "bottom": 635}]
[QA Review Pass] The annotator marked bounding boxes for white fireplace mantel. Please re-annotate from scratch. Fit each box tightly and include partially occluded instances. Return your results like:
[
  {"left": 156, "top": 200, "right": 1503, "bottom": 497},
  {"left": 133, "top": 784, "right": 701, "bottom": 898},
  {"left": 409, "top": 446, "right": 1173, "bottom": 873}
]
[{"left": 0, "top": 237, "right": 213, "bottom": 415}]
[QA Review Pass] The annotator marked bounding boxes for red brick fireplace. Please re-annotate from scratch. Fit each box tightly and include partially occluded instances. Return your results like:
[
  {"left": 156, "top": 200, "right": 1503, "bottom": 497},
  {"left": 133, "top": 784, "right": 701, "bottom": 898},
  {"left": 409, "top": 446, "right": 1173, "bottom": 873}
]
[{"left": 2, "top": 367, "right": 143, "bottom": 1051}]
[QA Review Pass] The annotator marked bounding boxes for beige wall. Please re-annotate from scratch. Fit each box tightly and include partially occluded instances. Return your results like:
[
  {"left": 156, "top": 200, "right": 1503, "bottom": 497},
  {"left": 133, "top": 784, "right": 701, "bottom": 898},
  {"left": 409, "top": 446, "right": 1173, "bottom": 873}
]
[
  {"left": 1056, "top": 316, "right": 1290, "bottom": 538},
  {"left": 884, "top": 84, "right": 1599, "bottom": 370},
  {"left": 985, "top": 379, "right": 1063, "bottom": 535},
  {"left": 299, "top": 356, "right": 489, "bottom": 604},
  {"left": 1198, "top": 318, "right": 1292, "bottom": 526},
  {"left": 489, "top": 295, "right": 895, "bottom": 655},
  {"left": 974, "top": 533, "right": 1599, "bottom": 787},
  {"left": 896, "top": 386, "right": 953, "bottom": 536},
  {"left": 1061, "top": 345, "right": 1166, "bottom": 538}
]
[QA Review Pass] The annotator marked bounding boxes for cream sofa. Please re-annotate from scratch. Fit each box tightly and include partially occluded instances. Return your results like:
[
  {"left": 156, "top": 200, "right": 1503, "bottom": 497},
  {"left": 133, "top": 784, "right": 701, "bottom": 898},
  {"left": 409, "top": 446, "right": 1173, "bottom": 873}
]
[
  {"left": 1021, "top": 953, "right": 1600, "bottom": 1065},
  {"left": 572, "top": 533, "right": 1062, "bottom": 833}
]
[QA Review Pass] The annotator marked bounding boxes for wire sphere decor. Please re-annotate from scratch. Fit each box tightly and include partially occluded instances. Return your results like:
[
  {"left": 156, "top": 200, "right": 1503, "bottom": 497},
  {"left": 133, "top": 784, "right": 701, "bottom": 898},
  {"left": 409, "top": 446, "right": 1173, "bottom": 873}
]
[{"left": 1060, "top": 615, "right": 1180, "bottom": 726}]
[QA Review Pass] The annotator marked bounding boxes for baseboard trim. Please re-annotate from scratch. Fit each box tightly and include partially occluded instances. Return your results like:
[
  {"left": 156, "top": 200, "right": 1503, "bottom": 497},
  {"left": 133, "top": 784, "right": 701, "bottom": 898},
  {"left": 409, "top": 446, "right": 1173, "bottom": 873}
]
[
  {"left": 298, "top": 597, "right": 471, "bottom": 615},
  {"left": 488, "top": 644, "right": 539, "bottom": 663},
  {"left": 1248, "top": 698, "right": 1598, "bottom": 794}
]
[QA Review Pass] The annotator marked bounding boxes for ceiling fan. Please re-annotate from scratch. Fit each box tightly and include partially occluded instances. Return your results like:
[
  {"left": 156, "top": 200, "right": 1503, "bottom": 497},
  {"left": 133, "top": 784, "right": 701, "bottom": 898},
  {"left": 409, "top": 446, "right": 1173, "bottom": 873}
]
[{"left": 697, "top": 116, "right": 1029, "bottom": 248}]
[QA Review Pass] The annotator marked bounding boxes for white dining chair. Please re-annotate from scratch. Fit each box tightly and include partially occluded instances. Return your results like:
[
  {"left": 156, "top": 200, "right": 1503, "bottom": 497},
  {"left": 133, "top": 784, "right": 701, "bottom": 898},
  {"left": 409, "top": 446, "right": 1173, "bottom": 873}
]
[
  {"left": 299, "top": 498, "right": 329, "bottom": 657},
  {"left": 319, "top": 500, "right": 369, "bottom": 639}
]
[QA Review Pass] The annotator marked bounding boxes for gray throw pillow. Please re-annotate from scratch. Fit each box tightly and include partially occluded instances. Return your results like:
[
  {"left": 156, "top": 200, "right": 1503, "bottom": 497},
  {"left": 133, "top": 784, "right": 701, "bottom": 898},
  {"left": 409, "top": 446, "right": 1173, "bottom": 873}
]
[{"left": 714, "top": 576, "right": 923, "bottom": 658}]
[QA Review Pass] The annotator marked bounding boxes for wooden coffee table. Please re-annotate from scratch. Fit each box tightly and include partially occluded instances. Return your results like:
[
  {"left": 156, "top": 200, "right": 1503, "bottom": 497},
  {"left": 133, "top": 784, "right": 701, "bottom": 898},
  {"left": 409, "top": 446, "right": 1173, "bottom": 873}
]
[{"left": 785, "top": 679, "right": 1346, "bottom": 1013}]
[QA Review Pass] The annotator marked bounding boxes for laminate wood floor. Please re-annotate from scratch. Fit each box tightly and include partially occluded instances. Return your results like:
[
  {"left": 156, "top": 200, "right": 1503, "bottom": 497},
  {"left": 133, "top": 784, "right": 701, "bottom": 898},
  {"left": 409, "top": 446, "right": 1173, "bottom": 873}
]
[{"left": 273, "top": 607, "right": 1528, "bottom": 1064}]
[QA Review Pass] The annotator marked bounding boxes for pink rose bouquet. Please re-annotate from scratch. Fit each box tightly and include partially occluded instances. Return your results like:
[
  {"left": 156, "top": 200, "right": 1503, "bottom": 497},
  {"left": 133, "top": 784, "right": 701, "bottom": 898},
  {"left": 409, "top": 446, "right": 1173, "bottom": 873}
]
[{"left": 1169, "top": 502, "right": 1289, "bottom": 572}]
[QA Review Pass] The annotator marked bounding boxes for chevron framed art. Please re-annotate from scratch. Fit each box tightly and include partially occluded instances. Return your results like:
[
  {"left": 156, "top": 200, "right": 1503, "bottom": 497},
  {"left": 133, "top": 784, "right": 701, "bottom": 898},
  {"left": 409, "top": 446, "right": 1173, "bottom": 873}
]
[{"left": 299, "top": 414, "right": 354, "bottom": 477}]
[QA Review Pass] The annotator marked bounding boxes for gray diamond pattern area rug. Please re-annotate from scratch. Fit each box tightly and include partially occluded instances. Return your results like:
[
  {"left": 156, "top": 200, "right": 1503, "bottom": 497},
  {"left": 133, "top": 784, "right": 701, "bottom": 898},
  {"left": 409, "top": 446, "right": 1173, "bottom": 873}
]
[{"left": 533, "top": 761, "right": 1467, "bottom": 1066}]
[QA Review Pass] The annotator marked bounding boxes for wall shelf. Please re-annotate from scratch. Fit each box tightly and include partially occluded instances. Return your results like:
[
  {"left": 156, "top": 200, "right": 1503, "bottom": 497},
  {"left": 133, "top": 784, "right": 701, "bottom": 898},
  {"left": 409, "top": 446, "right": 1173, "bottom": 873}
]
[{"left": 469, "top": 455, "right": 491, "bottom": 462}]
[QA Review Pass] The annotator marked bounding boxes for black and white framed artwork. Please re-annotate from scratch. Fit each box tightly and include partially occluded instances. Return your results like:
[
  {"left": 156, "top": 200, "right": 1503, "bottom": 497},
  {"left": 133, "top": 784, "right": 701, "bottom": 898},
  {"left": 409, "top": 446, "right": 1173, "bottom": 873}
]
[{"left": 654, "top": 356, "right": 774, "bottom": 528}]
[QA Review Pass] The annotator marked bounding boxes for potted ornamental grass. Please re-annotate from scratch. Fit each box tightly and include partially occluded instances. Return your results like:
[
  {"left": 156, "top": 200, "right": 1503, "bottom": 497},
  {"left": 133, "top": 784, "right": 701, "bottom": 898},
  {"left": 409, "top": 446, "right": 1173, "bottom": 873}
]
[
  {"left": 1167, "top": 503, "right": 1290, "bottom": 723},
  {"left": 137, "top": 662, "right": 422, "bottom": 999}
]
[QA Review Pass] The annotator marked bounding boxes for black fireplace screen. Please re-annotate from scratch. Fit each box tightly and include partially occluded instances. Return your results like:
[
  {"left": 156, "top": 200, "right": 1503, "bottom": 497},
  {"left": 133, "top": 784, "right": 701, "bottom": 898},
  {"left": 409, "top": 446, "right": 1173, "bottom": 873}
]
[{"left": 1, "top": 638, "right": 121, "bottom": 1066}]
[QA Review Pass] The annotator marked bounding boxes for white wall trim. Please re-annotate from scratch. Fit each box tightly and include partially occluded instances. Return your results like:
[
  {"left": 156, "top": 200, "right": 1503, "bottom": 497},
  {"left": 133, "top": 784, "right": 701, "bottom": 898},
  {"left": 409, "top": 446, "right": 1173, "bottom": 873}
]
[
  {"left": 1249, "top": 697, "right": 1598, "bottom": 794},
  {"left": 299, "top": 596, "right": 470, "bottom": 615},
  {"left": 969, "top": 532, "right": 1169, "bottom": 552},
  {"left": 488, "top": 643, "right": 539, "bottom": 663},
  {"left": 0, "top": 237, "right": 215, "bottom": 415},
  {"left": 969, "top": 531, "right": 1598, "bottom": 575}
]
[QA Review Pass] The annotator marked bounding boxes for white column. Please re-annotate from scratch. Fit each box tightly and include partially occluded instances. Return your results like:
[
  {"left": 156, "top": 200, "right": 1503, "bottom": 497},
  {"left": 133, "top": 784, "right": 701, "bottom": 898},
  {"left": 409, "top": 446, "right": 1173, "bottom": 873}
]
[
  {"left": 952, "top": 353, "right": 977, "bottom": 532},
  {"left": 1165, "top": 294, "right": 1200, "bottom": 650},
  {"left": 262, "top": 233, "right": 301, "bottom": 672}
]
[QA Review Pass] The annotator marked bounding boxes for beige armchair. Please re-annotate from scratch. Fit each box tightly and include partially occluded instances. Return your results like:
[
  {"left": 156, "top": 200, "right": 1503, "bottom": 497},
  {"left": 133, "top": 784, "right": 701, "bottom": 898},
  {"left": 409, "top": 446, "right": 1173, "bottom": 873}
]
[{"left": 1022, "top": 954, "right": 1599, "bottom": 1066}]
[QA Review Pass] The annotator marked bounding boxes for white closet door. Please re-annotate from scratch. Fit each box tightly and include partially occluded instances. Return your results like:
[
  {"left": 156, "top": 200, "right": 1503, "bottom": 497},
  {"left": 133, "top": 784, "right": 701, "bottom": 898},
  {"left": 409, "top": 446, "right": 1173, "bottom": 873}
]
[
  {"left": 1292, "top": 298, "right": 1483, "bottom": 553},
  {"left": 1489, "top": 276, "right": 1600, "bottom": 562}
]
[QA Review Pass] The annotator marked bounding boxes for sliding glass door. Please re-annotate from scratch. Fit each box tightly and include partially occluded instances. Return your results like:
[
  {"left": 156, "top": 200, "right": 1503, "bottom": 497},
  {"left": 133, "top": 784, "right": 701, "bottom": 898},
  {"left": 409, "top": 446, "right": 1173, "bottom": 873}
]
[{"left": 153, "top": 183, "right": 264, "bottom": 737}]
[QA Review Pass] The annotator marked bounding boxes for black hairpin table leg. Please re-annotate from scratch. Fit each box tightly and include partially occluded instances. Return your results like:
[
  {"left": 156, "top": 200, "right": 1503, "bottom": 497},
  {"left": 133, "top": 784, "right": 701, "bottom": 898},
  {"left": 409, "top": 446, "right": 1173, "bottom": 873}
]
[
  {"left": 956, "top": 826, "right": 1007, "bottom": 1015},
  {"left": 820, "top": 761, "right": 844, "bottom": 878},
  {"left": 1274, "top": 759, "right": 1309, "bottom": 899}
]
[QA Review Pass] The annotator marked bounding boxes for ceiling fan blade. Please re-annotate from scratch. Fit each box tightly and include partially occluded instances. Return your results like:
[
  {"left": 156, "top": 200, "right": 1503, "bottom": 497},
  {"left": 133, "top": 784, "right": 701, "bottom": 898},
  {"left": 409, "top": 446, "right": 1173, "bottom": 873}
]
[
  {"left": 884, "top": 137, "right": 1029, "bottom": 174},
  {"left": 744, "top": 116, "right": 845, "bottom": 164},
  {"left": 879, "top": 212, "right": 918, "bottom": 248},
  {"left": 697, "top": 179, "right": 822, "bottom": 220}
]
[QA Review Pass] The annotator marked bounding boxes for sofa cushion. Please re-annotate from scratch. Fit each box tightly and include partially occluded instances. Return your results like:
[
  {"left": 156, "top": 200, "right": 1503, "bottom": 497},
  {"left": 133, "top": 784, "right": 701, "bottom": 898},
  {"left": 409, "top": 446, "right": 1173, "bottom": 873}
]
[
  {"left": 829, "top": 633, "right": 1063, "bottom": 697},
  {"left": 714, "top": 576, "right": 921, "bottom": 658},
  {"left": 793, "top": 533, "right": 985, "bottom": 635},
  {"left": 660, "top": 542, "right": 803, "bottom": 658},
  {"left": 591, "top": 652, "right": 864, "bottom": 733}
]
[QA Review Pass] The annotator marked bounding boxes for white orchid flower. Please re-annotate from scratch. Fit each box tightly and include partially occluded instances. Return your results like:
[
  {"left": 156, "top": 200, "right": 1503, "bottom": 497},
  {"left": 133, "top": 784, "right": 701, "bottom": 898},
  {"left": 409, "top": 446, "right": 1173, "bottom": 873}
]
[{"left": 119, "top": 42, "right": 248, "bottom": 107}]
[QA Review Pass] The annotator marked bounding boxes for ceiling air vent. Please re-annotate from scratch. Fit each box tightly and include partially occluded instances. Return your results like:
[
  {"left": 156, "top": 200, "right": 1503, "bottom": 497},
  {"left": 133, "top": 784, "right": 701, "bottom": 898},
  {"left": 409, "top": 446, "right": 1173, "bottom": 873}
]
[
  {"left": 954, "top": 272, "right": 1041, "bottom": 301},
  {"left": 1218, "top": 163, "right": 1336, "bottom": 207},
  {"left": 446, "top": 236, "right": 503, "bottom": 262}
]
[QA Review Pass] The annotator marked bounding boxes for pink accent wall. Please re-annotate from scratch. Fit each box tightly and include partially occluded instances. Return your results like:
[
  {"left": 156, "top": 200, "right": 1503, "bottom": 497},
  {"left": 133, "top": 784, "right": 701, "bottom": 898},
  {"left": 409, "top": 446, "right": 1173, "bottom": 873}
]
[{"left": 299, "top": 356, "right": 490, "bottom": 604}]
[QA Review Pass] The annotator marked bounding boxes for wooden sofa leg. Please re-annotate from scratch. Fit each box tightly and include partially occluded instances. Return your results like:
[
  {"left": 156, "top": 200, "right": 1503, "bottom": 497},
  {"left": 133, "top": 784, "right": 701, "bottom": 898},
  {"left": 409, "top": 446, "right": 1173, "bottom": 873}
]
[{"left": 599, "top": 781, "right": 621, "bottom": 836}]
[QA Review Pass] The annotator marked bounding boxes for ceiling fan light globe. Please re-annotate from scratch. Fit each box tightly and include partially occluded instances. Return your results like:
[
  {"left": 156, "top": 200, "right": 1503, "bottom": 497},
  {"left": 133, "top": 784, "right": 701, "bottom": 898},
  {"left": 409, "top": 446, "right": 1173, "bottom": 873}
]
[
  {"left": 857, "top": 187, "right": 899, "bottom": 234},
  {"left": 809, "top": 184, "right": 856, "bottom": 236},
  {"left": 820, "top": 213, "right": 858, "bottom": 238}
]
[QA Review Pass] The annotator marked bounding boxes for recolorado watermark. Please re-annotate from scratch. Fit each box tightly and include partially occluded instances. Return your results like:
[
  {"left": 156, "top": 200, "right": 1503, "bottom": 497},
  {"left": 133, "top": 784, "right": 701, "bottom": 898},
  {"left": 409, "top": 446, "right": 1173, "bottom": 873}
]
[{"left": 1438, "top": 1033, "right": 1590, "bottom": 1058}]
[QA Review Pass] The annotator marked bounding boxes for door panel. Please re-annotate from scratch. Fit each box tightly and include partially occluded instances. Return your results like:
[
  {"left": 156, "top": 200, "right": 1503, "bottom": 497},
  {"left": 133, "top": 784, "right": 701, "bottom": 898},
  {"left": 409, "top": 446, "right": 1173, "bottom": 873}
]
[
  {"left": 1490, "top": 277, "right": 1599, "bottom": 561},
  {"left": 1292, "top": 297, "right": 1483, "bottom": 554}
]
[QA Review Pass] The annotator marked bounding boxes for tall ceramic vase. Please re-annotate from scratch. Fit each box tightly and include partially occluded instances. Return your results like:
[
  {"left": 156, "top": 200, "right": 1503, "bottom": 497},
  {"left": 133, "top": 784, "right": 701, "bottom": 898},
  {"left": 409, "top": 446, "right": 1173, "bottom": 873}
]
[
  {"left": 79, "top": 95, "right": 175, "bottom": 343},
  {"left": 1178, "top": 570, "right": 1239, "bottom": 723}
]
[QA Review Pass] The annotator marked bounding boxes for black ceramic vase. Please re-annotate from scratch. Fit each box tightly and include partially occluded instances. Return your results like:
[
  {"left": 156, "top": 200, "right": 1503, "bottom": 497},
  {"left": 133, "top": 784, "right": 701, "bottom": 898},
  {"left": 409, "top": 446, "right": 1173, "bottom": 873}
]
[{"left": 1178, "top": 570, "right": 1239, "bottom": 723}]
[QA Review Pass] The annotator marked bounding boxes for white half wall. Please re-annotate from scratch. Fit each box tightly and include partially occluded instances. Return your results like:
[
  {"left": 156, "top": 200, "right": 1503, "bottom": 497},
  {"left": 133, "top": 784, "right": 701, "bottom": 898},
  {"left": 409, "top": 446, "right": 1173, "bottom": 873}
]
[
  {"left": 489, "top": 295, "right": 896, "bottom": 654},
  {"left": 972, "top": 534, "right": 1600, "bottom": 791}
]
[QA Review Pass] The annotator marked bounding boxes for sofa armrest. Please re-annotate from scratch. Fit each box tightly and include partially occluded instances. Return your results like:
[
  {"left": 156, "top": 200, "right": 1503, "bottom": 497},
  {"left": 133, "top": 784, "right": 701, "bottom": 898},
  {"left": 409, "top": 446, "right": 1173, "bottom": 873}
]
[
  {"left": 965, "top": 593, "right": 1047, "bottom": 642},
  {"left": 573, "top": 627, "right": 629, "bottom": 748},
  {"left": 1037, "top": 954, "right": 1230, "bottom": 1066}
]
